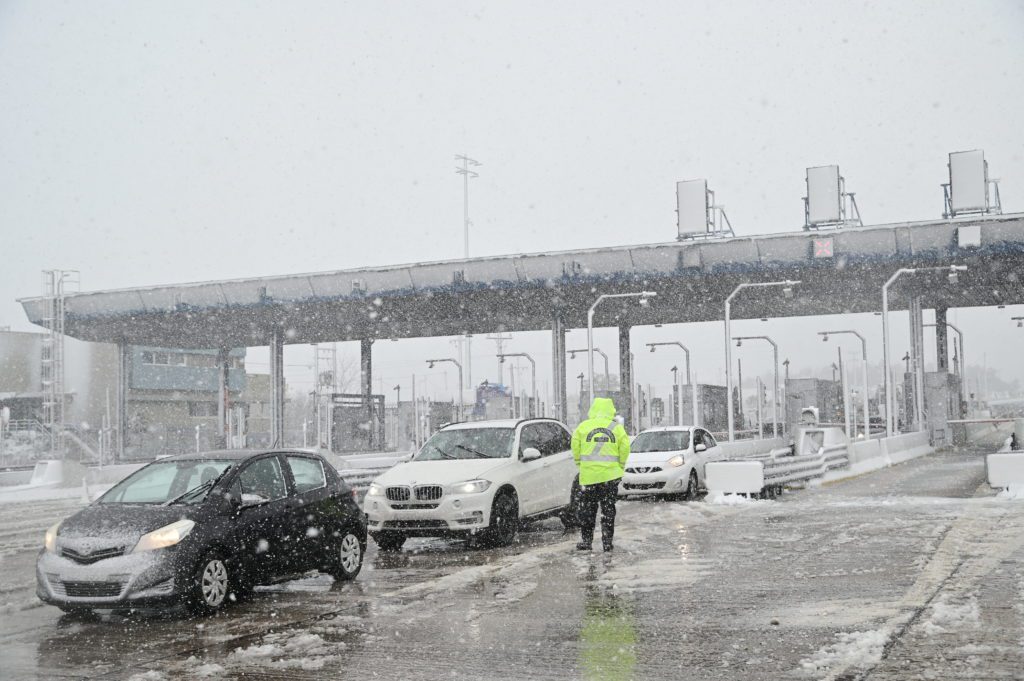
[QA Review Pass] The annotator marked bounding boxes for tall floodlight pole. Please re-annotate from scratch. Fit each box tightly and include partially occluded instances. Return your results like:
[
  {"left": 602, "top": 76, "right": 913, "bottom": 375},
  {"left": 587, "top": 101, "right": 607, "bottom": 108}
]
[
  {"left": 670, "top": 366, "right": 681, "bottom": 426},
  {"left": 568, "top": 348, "right": 610, "bottom": 389},
  {"left": 455, "top": 154, "right": 481, "bottom": 391},
  {"left": 498, "top": 353, "right": 536, "bottom": 417},
  {"left": 881, "top": 266, "right": 966, "bottom": 437},
  {"left": 925, "top": 322, "right": 967, "bottom": 415},
  {"left": 725, "top": 281, "right": 798, "bottom": 441},
  {"left": 426, "top": 358, "right": 464, "bottom": 422},
  {"left": 733, "top": 336, "right": 780, "bottom": 438},
  {"left": 587, "top": 292, "right": 657, "bottom": 405},
  {"left": 819, "top": 331, "right": 870, "bottom": 439}
]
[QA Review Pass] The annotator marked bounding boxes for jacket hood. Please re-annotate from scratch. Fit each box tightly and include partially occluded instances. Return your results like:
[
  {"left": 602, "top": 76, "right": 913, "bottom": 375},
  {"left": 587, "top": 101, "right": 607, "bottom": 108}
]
[{"left": 588, "top": 397, "right": 617, "bottom": 420}]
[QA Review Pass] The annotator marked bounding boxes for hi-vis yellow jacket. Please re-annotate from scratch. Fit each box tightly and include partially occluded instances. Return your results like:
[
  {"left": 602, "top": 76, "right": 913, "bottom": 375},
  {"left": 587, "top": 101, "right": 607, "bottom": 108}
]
[{"left": 571, "top": 398, "right": 630, "bottom": 486}]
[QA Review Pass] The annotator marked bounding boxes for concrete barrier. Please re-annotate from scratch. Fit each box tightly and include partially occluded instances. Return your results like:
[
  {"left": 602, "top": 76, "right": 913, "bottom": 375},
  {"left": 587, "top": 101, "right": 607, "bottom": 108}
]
[
  {"left": 986, "top": 453, "right": 1024, "bottom": 489},
  {"left": 880, "top": 431, "right": 931, "bottom": 465},
  {"left": 0, "top": 469, "right": 33, "bottom": 486},
  {"left": 705, "top": 461, "right": 765, "bottom": 495}
]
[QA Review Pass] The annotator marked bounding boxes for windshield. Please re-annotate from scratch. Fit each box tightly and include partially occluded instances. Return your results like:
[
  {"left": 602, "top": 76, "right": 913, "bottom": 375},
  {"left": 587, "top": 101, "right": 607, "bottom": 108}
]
[
  {"left": 98, "top": 459, "right": 234, "bottom": 505},
  {"left": 414, "top": 428, "right": 515, "bottom": 461},
  {"left": 631, "top": 431, "right": 690, "bottom": 453}
]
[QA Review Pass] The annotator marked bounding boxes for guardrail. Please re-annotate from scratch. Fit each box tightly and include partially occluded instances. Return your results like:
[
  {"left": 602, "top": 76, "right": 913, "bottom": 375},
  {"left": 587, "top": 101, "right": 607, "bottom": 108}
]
[{"left": 707, "top": 428, "right": 934, "bottom": 497}]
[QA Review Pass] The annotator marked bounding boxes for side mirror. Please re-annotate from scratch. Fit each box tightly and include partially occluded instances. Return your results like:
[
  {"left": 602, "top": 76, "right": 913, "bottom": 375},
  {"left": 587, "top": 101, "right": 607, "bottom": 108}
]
[
  {"left": 695, "top": 443, "right": 707, "bottom": 452},
  {"left": 521, "top": 447, "right": 542, "bottom": 462},
  {"left": 240, "top": 492, "right": 267, "bottom": 508}
]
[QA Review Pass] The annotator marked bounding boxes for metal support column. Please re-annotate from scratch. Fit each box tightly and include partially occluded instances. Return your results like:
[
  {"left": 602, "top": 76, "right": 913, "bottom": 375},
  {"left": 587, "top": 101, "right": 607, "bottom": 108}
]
[
  {"left": 216, "top": 347, "right": 230, "bottom": 449},
  {"left": 551, "top": 312, "right": 567, "bottom": 422},
  {"left": 935, "top": 307, "right": 949, "bottom": 371},
  {"left": 116, "top": 343, "right": 129, "bottom": 461},
  {"left": 360, "top": 338, "right": 375, "bottom": 448},
  {"left": 909, "top": 297, "right": 926, "bottom": 431},
  {"left": 269, "top": 330, "right": 285, "bottom": 446},
  {"left": 618, "top": 326, "right": 633, "bottom": 432}
]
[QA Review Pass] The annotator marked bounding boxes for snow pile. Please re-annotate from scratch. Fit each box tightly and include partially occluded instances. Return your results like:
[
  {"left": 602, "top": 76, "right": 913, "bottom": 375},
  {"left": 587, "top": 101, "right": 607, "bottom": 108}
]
[
  {"left": 799, "top": 628, "right": 889, "bottom": 674},
  {"left": 183, "top": 658, "right": 225, "bottom": 678},
  {"left": 996, "top": 486, "right": 1024, "bottom": 500},
  {"left": 126, "top": 672, "right": 167, "bottom": 681},
  {"left": 922, "top": 594, "right": 980, "bottom": 635},
  {"left": 227, "top": 632, "right": 345, "bottom": 671}
]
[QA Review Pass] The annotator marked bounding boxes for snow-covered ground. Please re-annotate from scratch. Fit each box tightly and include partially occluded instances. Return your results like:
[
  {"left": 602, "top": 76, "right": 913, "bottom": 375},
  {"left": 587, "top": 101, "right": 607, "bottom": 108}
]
[{"left": 2, "top": 447, "right": 1023, "bottom": 680}]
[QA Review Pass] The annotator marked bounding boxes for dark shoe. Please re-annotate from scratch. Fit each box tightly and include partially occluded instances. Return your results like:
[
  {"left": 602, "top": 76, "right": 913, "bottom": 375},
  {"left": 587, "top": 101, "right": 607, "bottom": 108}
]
[
  {"left": 602, "top": 543, "right": 614, "bottom": 552},
  {"left": 576, "top": 542, "right": 592, "bottom": 551}
]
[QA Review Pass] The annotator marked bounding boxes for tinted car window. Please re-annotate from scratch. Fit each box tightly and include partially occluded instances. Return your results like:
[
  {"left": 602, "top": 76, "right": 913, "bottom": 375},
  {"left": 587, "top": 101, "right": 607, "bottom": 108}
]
[
  {"left": 518, "top": 424, "right": 547, "bottom": 455},
  {"left": 239, "top": 457, "right": 287, "bottom": 502},
  {"left": 542, "top": 423, "right": 571, "bottom": 455},
  {"left": 287, "top": 456, "right": 326, "bottom": 494}
]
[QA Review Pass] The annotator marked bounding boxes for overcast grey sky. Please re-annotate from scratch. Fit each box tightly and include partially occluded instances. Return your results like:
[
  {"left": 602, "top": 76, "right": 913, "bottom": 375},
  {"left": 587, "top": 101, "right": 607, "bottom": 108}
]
[{"left": 2, "top": 1, "right": 1022, "bottom": 404}]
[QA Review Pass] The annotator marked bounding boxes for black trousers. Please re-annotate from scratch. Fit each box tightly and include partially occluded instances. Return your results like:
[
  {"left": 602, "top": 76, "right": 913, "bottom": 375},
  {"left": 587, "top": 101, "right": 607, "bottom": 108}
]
[{"left": 576, "top": 479, "right": 619, "bottom": 546}]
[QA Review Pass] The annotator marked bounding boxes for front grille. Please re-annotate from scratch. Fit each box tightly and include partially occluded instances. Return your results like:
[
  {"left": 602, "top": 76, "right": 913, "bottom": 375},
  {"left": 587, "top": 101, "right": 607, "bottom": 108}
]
[
  {"left": 382, "top": 520, "right": 447, "bottom": 529},
  {"left": 623, "top": 482, "right": 666, "bottom": 490},
  {"left": 61, "top": 546, "right": 126, "bottom": 565},
  {"left": 56, "top": 580, "right": 124, "bottom": 598},
  {"left": 385, "top": 486, "right": 411, "bottom": 502},
  {"left": 389, "top": 502, "right": 440, "bottom": 510},
  {"left": 414, "top": 485, "right": 444, "bottom": 501},
  {"left": 626, "top": 466, "right": 663, "bottom": 474}
]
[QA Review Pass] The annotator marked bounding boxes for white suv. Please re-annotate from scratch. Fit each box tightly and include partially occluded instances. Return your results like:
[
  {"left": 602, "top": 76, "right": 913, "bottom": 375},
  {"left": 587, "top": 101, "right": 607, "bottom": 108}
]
[{"left": 364, "top": 419, "right": 578, "bottom": 551}]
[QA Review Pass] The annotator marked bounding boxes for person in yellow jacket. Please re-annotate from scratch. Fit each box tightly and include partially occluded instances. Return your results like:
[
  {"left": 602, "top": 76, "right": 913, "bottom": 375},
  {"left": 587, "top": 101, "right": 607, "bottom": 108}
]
[{"left": 571, "top": 397, "right": 630, "bottom": 552}]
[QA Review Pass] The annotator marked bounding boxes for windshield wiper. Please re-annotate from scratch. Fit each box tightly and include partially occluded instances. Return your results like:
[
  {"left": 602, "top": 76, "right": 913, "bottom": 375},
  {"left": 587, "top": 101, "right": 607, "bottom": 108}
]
[
  {"left": 455, "top": 443, "right": 492, "bottom": 458},
  {"left": 423, "top": 444, "right": 456, "bottom": 460},
  {"left": 164, "top": 468, "right": 231, "bottom": 505}
]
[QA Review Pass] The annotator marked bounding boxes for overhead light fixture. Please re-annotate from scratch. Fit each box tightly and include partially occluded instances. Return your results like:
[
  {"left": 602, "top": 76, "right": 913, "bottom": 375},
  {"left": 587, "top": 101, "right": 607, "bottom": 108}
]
[
  {"left": 822, "top": 334, "right": 829, "bottom": 342},
  {"left": 736, "top": 339, "right": 743, "bottom": 347},
  {"left": 948, "top": 270, "right": 959, "bottom": 285},
  {"left": 649, "top": 346, "right": 656, "bottom": 353},
  {"left": 783, "top": 286, "right": 794, "bottom": 299}
]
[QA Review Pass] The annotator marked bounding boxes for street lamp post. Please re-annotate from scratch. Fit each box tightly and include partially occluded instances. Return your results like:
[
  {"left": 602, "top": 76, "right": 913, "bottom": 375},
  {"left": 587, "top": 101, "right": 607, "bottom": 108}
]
[
  {"left": 819, "top": 330, "right": 870, "bottom": 439},
  {"left": 498, "top": 353, "right": 537, "bottom": 417},
  {"left": 568, "top": 348, "right": 610, "bottom": 390},
  {"left": 725, "top": 281, "right": 798, "bottom": 441},
  {"left": 881, "top": 266, "right": 966, "bottom": 437},
  {"left": 648, "top": 341, "right": 696, "bottom": 425},
  {"left": 426, "top": 358, "right": 464, "bottom": 422},
  {"left": 670, "top": 366, "right": 681, "bottom": 426},
  {"left": 733, "top": 335, "right": 780, "bottom": 438},
  {"left": 587, "top": 292, "right": 656, "bottom": 405}
]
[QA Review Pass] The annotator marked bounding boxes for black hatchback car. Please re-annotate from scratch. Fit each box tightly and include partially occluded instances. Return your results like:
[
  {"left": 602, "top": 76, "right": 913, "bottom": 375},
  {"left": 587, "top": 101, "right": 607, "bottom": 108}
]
[{"left": 37, "top": 449, "right": 367, "bottom": 615}]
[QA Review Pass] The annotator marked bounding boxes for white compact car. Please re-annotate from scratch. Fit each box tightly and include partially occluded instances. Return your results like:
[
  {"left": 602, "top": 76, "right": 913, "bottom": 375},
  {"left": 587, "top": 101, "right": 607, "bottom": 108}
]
[
  {"left": 619, "top": 426, "right": 721, "bottom": 500},
  {"left": 364, "top": 419, "right": 579, "bottom": 551}
]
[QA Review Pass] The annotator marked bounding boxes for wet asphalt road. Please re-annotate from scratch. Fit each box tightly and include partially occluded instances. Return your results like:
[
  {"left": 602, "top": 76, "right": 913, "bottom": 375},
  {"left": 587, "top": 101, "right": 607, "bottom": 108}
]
[{"left": 2, "top": 447, "right": 1023, "bottom": 680}]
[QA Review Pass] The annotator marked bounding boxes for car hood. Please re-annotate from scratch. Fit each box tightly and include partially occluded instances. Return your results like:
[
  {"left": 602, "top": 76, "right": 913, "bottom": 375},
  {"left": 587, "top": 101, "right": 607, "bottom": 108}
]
[
  {"left": 626, "top": 449, "right": 688, "bottom": 466},
  {"left": 56, "top": 503, "right": 198, "bottom": 553},
  {"left": 374, "top": 458, "right": 510, "bottom": 486}
]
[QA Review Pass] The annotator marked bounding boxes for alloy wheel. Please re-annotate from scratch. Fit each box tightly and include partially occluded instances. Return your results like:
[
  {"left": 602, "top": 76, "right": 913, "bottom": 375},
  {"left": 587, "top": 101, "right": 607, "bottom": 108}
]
[
  {"left": 339, "top": 533, "right": 362, "bottom": 573},
  {"left": 201, "top": 559, "right": 228, "bottom": 607}
]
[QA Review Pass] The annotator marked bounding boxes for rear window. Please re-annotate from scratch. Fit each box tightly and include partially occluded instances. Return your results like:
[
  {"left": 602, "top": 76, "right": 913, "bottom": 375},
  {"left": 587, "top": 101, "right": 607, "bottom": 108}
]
[{"left": 631, "top": 431, "right": 690, "bottom": 453}]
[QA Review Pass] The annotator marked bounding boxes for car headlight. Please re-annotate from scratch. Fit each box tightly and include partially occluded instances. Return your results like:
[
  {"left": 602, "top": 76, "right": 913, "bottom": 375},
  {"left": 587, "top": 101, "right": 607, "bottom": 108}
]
[
  {"left": 132, "top": 519, "right": 195, "bottom": 553},
  {"left": 667, "top": 455, "right": 685, "bottom": 468},
  {"left": 44, "top": 522, "right": 60, "bottom": 552},
  {"left": 366, "top": 483, "right": 384, "bottom": 497},
  {"left": 449, "top": 479, "right": 491, "bottom": 495}
]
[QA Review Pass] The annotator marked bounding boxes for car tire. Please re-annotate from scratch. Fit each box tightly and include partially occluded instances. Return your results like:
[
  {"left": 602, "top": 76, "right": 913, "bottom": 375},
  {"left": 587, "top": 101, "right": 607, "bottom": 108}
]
[
  {"left": 483, "top": 491, "right": 519, "bottom": 548},
  {"left": 684, "top": 470, "right": 700, "bottom": 501},
  {"left": 330, "top": 528, "right": 365, "bottom": 581},
  {"left": 188, "top": 550, "right": 232, "bottom": 616},
  {"left": 559, "top": 476, "right": 581, "bottom": 530},
  {"left": 372, "top": 531, "right": 406, "bottom": 553}
]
